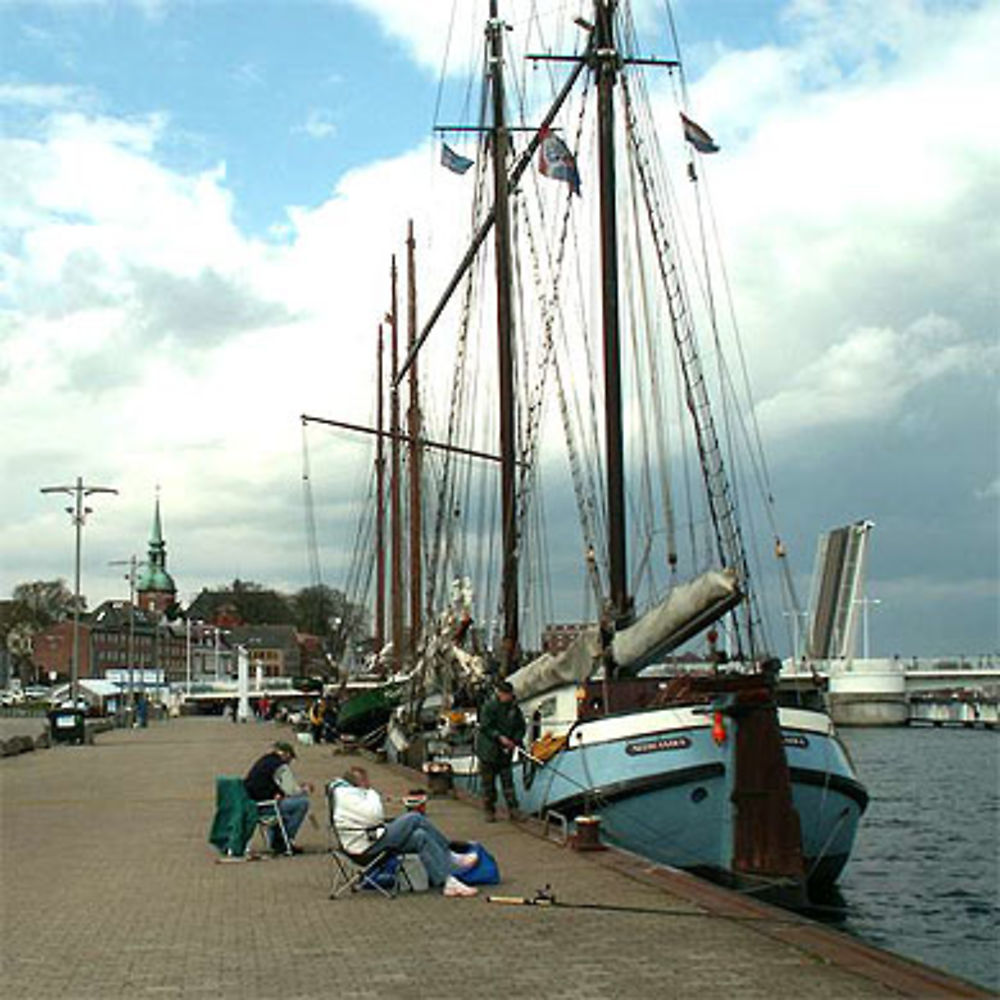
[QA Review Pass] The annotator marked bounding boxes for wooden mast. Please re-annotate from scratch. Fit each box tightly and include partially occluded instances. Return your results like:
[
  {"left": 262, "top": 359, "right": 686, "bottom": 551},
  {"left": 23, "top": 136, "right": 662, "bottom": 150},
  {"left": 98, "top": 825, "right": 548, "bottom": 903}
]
[
  {"left": 489, "top": 0, "right": 519, "bottom": 674},
  {"left": 594, "top": 0, "right": 631, "bottom": 633},
  {"left": 406, "top": 220, "right": 423, "bottom": 661},
  {"left": 389, "top": 256, "right": 405, "bottom": 672},
  {"left": 374, "top": 322, "right": 386, "bottom": 661}
]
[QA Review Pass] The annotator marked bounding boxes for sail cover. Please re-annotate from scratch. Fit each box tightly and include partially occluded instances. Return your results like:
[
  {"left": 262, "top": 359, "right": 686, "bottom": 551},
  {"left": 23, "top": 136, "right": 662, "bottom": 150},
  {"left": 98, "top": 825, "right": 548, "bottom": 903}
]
[
  {"left": 510, "top": 570, "right": 740, "bottom": 700},
  {"left": 507, "top": 627, "right": 602, "bottom": 702},
  {"left": 611, "top": 569, "right": 741, "bottom": 675}
]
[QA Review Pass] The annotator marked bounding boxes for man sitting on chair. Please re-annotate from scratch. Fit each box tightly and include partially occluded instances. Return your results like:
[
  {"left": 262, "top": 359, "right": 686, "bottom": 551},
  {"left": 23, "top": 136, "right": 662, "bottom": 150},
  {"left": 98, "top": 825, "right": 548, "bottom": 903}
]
[
  {"left": 244, "top": 741, "right": 313, "bottom": 854},
  {"left": 331, "top": 765, "right": 478, "bottom": 897}
]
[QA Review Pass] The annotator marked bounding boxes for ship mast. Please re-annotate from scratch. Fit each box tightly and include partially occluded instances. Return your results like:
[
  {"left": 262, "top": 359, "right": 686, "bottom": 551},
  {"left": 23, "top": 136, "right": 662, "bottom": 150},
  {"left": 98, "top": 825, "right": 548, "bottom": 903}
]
[
  {"left": 489, "top": 0, "right": 519, "bottom": 673},
  {"left": 406, "top": 220, "right": 423, "bottom": 661},
  {"left": 375, "top": 322, "right": 386, "bottom": 659},
  {"left": 593, "top": 0, "right": 631, "bottom": 633},
  {"left": 389, "top": 256, "right": 405, "bottom": 672}
]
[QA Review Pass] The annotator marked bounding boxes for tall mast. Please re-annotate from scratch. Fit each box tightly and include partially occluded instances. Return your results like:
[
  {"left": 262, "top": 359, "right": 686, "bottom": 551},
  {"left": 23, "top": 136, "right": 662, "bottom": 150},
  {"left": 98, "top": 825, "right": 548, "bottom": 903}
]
[
  {"left": 594, "top": 0, "right": 630, "bottom": 631},
  {"left": 489, "top": 0, "right": 519, "bottom": 673},
  {"left": 389, "top": 256, "right": 405, "bottom": 672},
  {"left": 406, "top": 220, "right": 423, "bottom": 661},
  {"left": 375, "top": 322, "right": 386, "bottom": 660}
]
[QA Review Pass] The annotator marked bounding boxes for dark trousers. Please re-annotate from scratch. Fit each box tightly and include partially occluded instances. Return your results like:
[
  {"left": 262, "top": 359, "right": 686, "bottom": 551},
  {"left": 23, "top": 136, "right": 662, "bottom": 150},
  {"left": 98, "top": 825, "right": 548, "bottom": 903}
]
[{"left": 480, "top": 759, "right": 517, "bottom": 815}]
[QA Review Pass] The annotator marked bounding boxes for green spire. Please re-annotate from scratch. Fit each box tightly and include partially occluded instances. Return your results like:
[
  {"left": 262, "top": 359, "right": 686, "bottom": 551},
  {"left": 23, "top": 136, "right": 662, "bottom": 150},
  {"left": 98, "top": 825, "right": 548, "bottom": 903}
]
[{"left": 137, "top": 490, "right": 176, "bottom": 596}]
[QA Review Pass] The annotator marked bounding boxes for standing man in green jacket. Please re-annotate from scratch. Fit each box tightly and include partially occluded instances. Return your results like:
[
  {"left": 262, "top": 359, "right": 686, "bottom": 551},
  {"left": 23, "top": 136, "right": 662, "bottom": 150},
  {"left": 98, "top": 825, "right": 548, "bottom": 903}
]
[{"left": 475, "top": 679, "right": 527, "bottom": 822}]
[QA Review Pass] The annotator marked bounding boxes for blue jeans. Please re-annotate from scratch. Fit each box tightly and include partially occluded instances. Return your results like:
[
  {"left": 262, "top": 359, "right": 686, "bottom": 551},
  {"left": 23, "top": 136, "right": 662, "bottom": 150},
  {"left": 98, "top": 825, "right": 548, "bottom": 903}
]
[
  {"left": 273, "top": 794, "right": 309, "bottom": 847},
  {"left": 363, "top": 812, "right": 453, "bottom": 886}
]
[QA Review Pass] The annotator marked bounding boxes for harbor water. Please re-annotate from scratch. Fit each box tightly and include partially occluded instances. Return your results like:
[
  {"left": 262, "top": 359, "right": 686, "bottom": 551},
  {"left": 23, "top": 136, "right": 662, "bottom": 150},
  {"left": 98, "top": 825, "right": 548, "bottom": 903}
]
[{"left": 834, "top": 727, "right": 999, "bottom": 992}]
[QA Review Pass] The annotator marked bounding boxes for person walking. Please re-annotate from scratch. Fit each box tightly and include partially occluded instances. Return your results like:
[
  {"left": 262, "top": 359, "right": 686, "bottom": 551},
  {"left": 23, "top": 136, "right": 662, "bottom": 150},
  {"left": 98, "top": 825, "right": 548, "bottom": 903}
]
[
  {"left": 474, "top": 679, "right": 526, "bottom": 822},
  {"left": 308, "top": 699, "right": 326, "bottom": 744},
  {"left": 244, "top": 741, "right": 313, "bottom": 854}
]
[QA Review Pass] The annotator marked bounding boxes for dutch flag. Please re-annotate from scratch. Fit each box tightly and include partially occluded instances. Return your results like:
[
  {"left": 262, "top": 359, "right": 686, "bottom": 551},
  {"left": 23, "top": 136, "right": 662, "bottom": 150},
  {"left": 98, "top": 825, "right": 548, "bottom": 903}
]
[{"left": 680, "top": 112, "right": 720, "bottom": 154}]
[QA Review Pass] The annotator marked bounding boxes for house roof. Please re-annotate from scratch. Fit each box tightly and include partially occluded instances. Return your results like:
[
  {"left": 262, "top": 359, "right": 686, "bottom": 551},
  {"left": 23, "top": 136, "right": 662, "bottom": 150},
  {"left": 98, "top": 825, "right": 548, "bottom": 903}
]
[
  {"left": 51, "top": 679, "right": 122, "bottom": 699},
  {"left": 228, "top": 625, "right": 299, "bottom": 651}
]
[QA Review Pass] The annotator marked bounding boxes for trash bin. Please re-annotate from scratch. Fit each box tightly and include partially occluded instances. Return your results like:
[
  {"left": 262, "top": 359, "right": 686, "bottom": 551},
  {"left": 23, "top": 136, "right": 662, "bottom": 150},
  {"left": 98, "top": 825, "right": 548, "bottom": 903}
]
[{"left": 48, "top": 708, "right": 86, "bottom": 745}]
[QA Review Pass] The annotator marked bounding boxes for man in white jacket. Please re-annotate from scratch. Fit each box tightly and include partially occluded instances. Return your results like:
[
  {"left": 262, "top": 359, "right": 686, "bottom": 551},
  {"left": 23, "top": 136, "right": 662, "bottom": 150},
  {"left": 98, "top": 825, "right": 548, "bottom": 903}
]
[{"left": 330, "top": 766, "right": 478, "bottom": 897}]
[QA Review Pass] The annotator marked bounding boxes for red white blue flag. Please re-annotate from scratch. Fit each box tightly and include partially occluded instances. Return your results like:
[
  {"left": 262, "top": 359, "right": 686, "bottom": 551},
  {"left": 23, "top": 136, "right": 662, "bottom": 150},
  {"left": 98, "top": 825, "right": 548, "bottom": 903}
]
[
  {"left": 680, "top": 112, "right": 719, "bottom": 154},
  {"left": 538, "top": 127, "right": 581, "bottom": 196}
]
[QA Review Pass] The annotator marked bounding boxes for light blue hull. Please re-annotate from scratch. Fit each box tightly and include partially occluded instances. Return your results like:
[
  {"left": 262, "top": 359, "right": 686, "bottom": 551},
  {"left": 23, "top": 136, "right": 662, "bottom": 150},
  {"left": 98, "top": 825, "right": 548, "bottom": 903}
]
[{"left": 454, "top": 708, "right": 866, "bottom": 890}]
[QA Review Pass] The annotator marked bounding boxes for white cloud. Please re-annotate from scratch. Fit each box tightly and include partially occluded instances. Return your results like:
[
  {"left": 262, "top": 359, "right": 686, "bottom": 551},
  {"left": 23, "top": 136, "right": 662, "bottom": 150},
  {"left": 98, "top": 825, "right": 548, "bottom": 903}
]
[
  {"left": 0, "top": 82, "right": 88, "bottom": 108},
  {"left": 756, "top": 315, "right": 989, "bottom": 434},
  {"left": 296, "top": 109, "right": 338, "bottom": 141},
  {"left": 0, "top": 0, "right": 996, "bottom": 656},
  {"left": 976, "top": 478, "right": 1000, "bottom": 502}
]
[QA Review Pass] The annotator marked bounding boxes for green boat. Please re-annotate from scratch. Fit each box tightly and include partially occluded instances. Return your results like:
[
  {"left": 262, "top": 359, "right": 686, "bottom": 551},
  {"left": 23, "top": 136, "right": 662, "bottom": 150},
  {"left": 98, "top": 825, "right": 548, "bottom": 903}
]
[{"left": 335, "top": 682, "right": 403, "bottom": 739}]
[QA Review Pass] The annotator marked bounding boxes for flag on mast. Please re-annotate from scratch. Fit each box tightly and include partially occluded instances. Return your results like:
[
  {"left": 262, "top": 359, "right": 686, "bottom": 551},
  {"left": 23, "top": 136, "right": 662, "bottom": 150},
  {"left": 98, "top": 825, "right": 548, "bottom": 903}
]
[
  {"left": 538, "top": 127, "right": 581, "bottom": 196},
  {"left": 680, "top": 112, "right": 720, "bottom": 154},
  {"left": 441, "top": 142, "right": 474, "bottom": 174}
]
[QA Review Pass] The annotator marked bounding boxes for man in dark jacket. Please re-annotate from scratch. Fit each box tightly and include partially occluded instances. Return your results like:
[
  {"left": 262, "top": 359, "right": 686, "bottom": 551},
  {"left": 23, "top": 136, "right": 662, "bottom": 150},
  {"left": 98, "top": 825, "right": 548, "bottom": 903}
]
[
  {"left": 475, "top": 680, "right": 526, "bottom": 822},
  {"left": 244, "top": 741, "right": 313, "bottom": 853}
]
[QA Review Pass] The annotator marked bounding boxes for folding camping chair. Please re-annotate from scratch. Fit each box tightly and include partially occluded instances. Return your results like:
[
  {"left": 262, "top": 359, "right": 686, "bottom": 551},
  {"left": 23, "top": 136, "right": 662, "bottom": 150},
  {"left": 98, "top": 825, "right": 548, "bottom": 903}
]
[
  {"left": 325, "top": 783, "right": 413, "bottom": 899},
  {"left": 255, "top": 799, "right": 293, "bottom": 857},
  {"left": 209, "top": 777, "right": 291, "bottom": 860}
]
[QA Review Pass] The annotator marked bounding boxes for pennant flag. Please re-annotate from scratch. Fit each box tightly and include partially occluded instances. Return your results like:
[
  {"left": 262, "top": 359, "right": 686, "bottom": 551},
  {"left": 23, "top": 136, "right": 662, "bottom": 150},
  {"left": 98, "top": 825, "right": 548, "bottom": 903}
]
[
  {"left": 441, "top": 142, "right": 474, "bottom": 175},
  {"left": 680, "top": 112, "right": 719, "bottom": 154},
  {"left": 538, "top": 127, "right": 581, "bottom": 196}
]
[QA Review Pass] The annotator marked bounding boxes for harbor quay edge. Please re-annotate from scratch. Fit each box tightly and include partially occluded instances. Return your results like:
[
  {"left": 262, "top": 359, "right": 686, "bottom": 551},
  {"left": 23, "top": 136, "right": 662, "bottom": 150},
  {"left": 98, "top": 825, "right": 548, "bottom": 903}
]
[{"left": 0, "top": 717, "right": 989, "bottom": 1000}]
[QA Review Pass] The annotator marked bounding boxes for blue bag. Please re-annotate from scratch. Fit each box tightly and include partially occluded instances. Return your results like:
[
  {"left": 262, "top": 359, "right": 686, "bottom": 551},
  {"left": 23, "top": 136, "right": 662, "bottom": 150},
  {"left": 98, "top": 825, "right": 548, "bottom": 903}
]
[
  {"left": 361, "top": 854, "right": 400, "bottom": 891},
  {"left": 457, "top": 841, "right": 500, "bottom": 886}
]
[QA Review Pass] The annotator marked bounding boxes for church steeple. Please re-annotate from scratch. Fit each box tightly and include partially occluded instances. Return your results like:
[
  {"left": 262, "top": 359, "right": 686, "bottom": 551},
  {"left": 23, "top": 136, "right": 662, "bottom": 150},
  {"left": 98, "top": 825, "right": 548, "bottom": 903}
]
[{"left": 137, "top": 489, "right": 177, "bottom": 615}]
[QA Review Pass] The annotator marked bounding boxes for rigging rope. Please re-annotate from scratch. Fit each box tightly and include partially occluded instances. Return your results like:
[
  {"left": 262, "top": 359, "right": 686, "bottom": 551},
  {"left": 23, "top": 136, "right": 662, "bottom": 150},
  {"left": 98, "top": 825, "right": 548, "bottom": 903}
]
[{"left": 620, "top": 72, "right": 757, "bottom": 660}]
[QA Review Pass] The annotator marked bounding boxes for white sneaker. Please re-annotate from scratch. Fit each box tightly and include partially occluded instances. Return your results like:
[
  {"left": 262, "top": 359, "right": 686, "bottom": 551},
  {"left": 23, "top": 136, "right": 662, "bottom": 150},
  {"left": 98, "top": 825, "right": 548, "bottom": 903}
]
[
  {"left": 449, "top": 850, "right": 479, "bottom": 871},
  {"left": 443, "top": 875, "right": 477, "bottom": 897}
]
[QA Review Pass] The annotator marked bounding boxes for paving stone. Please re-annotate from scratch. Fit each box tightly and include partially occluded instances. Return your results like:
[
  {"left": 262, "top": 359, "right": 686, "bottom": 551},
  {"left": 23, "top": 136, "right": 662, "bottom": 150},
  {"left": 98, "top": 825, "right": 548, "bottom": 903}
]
[{"left": 0, "top": 717, "right": 983, "bottom": 1000}]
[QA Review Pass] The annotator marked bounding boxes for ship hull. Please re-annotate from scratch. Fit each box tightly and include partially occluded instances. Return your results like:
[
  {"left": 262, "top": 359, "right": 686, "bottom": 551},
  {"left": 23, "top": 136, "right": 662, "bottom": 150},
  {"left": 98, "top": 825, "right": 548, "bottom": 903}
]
[{"left": 450, "top": 701, "right": 866, "bottom": 894}]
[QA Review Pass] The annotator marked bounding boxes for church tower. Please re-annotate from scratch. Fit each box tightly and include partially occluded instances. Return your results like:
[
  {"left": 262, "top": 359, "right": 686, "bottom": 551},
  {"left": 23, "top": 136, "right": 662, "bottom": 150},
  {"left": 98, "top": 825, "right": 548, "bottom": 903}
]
[{"left": 136, "top": 492, "right": 177, "bottom": 616}]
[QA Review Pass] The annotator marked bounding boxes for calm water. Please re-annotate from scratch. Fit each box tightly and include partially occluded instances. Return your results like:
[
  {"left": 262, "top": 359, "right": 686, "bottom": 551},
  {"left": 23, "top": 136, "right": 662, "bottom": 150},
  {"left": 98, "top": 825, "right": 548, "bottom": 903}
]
[{"left": 834, "top": 727, "right": 999, "bottom": 992}]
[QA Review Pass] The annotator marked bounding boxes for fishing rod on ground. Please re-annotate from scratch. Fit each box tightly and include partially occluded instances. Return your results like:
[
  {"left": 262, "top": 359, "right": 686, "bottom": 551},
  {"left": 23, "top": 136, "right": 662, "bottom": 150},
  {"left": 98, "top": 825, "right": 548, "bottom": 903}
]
[{"left": 484, "top": 885, "right": 810, "bottom": 925}]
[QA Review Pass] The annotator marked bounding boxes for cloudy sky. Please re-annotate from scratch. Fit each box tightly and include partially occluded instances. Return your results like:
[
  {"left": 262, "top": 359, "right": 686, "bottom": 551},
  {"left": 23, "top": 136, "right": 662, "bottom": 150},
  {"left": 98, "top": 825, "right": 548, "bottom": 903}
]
[{"left": 1, "top": 0, "right": 996, "bottom": 660}]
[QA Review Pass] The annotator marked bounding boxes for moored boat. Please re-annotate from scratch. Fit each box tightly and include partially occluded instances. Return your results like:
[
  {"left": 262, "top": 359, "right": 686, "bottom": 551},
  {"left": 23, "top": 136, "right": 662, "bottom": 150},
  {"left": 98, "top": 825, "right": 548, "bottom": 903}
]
[{"left": 368, "top": 0, "right": 868, "bottom": 901}]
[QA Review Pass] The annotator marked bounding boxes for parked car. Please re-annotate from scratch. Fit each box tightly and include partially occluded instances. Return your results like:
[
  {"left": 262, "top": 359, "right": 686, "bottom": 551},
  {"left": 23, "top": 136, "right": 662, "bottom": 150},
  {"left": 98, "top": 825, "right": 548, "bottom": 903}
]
[{"left": 1, "top": 690, "right": 25, "bottom": 707}]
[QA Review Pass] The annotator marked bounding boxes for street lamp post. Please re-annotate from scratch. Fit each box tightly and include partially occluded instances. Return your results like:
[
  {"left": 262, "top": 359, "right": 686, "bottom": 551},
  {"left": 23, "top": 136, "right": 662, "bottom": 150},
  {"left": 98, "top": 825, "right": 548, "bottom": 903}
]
[
  {"left": 41, "top": 477, "right": 118, "bottom": 706},
  {"left": 782, "top": 610, "right": 810, "bottom": 666},
  {"left": 856, "top": 597, "right": 882, "bottom": 660},
  {"left": 109, "top": 555, "right": 145, "bottom": 725}
]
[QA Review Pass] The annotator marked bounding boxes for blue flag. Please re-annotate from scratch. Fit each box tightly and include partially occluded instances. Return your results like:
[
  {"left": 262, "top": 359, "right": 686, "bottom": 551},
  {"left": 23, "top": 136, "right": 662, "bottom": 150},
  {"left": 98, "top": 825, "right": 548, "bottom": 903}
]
[{"left": 441, "top": 142, "right": 474, "bottom": 175}]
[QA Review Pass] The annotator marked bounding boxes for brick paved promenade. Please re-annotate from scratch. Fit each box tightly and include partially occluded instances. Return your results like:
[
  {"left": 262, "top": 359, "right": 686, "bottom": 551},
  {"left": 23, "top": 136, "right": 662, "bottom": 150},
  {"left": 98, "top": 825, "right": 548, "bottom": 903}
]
[{"left": 0, "top": 717, "right": 987, "bottom": 999}]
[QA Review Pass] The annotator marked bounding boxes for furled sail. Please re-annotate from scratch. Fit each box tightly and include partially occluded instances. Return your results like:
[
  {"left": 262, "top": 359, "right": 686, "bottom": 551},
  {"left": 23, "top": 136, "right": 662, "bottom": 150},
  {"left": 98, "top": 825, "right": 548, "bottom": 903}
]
[
  {"left": 508, "top": 627, "right": 602, "bottom": 702},
  {"left": 611, "top": 569, "right": 742, "bottom": 675},
  {"left": 509, "top": 569, "right": 741, "bottom": 700}
]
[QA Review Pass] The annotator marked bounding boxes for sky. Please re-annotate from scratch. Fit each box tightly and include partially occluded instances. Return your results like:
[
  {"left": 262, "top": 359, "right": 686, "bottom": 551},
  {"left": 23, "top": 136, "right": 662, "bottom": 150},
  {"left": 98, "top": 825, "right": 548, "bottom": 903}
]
[{"left": 1, "top": 0, "right": 997, "bottom": 661}]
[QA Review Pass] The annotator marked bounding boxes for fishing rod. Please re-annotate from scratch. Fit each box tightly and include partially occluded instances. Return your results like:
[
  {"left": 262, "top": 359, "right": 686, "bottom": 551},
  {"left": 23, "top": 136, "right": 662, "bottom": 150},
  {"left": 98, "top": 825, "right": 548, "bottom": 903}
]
[{"left": 484, "top": 885, "right": 809, "bottom": 925}]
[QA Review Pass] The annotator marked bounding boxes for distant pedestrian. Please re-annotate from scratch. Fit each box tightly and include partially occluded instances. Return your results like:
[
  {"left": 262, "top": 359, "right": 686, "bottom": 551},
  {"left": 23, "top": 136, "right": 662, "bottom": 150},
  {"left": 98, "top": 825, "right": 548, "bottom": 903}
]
[
  {"left": 308, "top": 699, "right": 326, "bottom": 744},
  {"left": 475, "top": 680, "right": 526, "bottom": 822}
]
